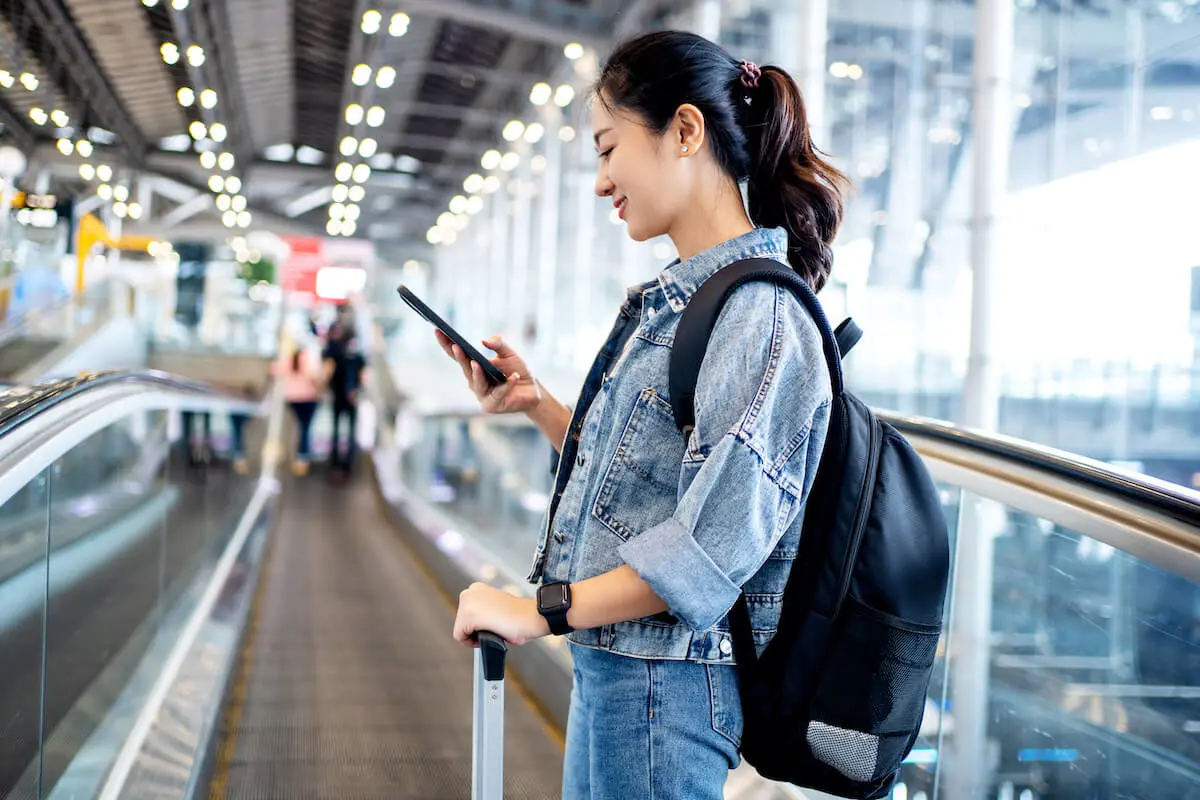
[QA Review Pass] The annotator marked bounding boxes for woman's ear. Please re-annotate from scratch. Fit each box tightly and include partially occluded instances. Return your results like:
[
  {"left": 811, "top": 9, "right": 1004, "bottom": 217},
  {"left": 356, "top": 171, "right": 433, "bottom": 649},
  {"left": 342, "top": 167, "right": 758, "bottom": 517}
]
[{"left": 673, "top": 104, "right": 705, "bottom": 156}]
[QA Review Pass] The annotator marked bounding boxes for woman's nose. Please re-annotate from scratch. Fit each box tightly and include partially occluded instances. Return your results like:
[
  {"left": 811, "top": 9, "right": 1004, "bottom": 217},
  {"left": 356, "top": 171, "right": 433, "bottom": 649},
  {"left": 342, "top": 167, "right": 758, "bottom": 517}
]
[{"left": 594, "top": 169, "right": 613, "bottom": 198}]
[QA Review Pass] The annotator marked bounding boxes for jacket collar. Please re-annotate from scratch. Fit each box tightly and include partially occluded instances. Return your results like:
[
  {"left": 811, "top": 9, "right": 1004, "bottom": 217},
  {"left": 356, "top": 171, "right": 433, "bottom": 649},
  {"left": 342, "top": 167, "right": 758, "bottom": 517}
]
[{"left": 655, "top": 227, "right": 789, "bottom": 312}]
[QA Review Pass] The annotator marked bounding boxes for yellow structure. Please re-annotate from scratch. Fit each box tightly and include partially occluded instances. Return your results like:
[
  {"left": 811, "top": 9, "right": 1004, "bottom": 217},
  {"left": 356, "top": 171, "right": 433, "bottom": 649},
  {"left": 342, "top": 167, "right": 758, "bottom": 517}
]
[{"left": 74, "top": 213, "right": 159, "bottom": 294}]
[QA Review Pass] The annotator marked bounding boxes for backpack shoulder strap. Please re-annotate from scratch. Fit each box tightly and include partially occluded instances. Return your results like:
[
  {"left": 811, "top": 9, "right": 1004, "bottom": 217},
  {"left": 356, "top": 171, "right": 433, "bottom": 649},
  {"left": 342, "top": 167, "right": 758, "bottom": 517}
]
[{"left": 668, "top": 257, "right": 846, "bottom": 435}]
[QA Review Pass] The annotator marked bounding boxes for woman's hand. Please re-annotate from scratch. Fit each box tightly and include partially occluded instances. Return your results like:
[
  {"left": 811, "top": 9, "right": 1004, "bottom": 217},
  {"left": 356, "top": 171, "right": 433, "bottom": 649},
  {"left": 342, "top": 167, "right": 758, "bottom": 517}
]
[
  {"left": 435, "top": 331, "right": 541, "bottom": 415},
  {"left": 452, "top": 582, "right": 549, "bottom": 647}
]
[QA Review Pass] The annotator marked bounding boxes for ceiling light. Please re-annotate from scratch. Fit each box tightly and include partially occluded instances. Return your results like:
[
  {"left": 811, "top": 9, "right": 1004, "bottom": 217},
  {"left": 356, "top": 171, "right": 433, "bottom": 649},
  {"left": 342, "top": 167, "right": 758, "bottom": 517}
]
[
  {"left": 57, "top": 138, "right": 74, "bottom": 156},
  {"left": 439, "top": 228, "right": 457, "bottom": 245},
  {"left": 340, "top": 136, "right": 357, "bottom": 156},
  {"left": 0, "top": 71, "right": 12, "bottom": 89},
  {"left": 218, "top": 152, "right": 235, "bottom": 170},
  {"left": 361, "top": 9, "right": 382, "bottom": 34},
  {"left": 352, "top": 64, "right": 372, "bottom": 86},
  {"left": 352, "top": 163, "right": 371, "bottom": 183},
  {"left": 113, "top": 202, "right": 128, "bottom": 218},
  {"left": 466, "top": 196, "right": 484, "bottom": 215},
  {"left": 847, "top": 64, "right": 864, "bottom": 80},
  {"left": 449, "top": 195, "right": 468, "bottom": 214},
  {"left": 335, "top": 162, "right": 353, "bottom": 182},
  {"left": 200, "top": 151, "right": 217, "bottom": 169},
  {"left": 500, "top": 152, "right": 520, "bottom": 171},
  {"left": 172, "top": 0, "right": 189, "bottom": 9},
  {"left": 19, "top": 72, "right": 38, "bottom": 91},
  {"left": 28, "top": 107, "right": 47, "bottom": 126},
  {"left": 524, "top": 122, "right": 545, "bottom": 143},
  {"left": 358, "top": 137, "right": 378, "bottom": 157},
  {"left": 326, "top": 219, "right": 341, "bottom": 236},
  {"left": 97, "top": 164, "right": 113, "bottom": 182},
  {"left": 127, "top": 202, "right": 143, "bottom": 220},
  {"left": 186, "top": 45, "right": 205, "bottom": 66},
  {"left": 199, "top": 89, "right": 218, "bottom": 109},
  {"left": 114, "top": 185, "right": 129, "bottom": 202},
  {"left": 97, "top": 184, "right": 113, "bottom": 200},
  {"left": 142, "top": 0, "right": 159, "bottom": 6},
  {"left": 237, "top": 211, "right": 251, "bottom": 228},
  {"left": 389, "top": 12, "right": 410, "bottom": 36},
  {"left": 376, "top": 66, "right": 396, "bottom": 88},
  {"left": 344, "top": 204, "right": 361, "bottom": 222},
  {"left": 332, "top": 184, "right": 349, "bottom": 202},
  {"left": 554, "top": 84, "right": 575, "bottom": 107},
  {"left": 829, "top": 61, "right": 849, "bottom": 79},
  {"left": 341, "top": 220, "right": 357, "bottom": 237},
  {"left": 366, "top": 106, "right": 385, "bottom": 127},
  {"left": 209, "top": 175, "right": 225, "bottom": 192},
  {"left": 345, "top": 104, "right": 364, "bottom": 125},
  {"left": 463, "top": 174, "right": 484, "bottom": 193},
  {"left": 216, "top": 194, "right": 232, "bottom": 211},
  {"left": 558, "top": 125, "right": 576, "bottom": 142},
  {"left": 564, "top": 42, "right": 584, "bottom": 60},
  {"left": 51, "top": 109, "right": 69, "bottom": 128},
  {"left": 348, "top": 185, "right": 365, "bottom": 202},
  {"left": 502, "top": 120, "right": 525, "bottom": 142},
  {"left": 209, "top": 122, "right": 227, "bottom": 142},
  {"left": 76, "top": 140, "right": 94, "bottom": 158},
  {"left": 329, "top": 203, "right": 346, "bottom": 220},
  {"left": 177, "top": 87, "right": 195, "bottom": 107},
  {"left": 79, "top": 164, "right": 95, "bottom": 181},
  {"left": 438, "top": 212, "right": 455, "bottom": 229},
  {"left": 226, "top": 176, "right": 242, "bottom": 193},
  {"left": 531, "top": 154, "right": 547, "bottom": 173},
  {"left": 481, "top": 149, "right": 502, "bottom": 170},
  {"left": 530, "top": 82, "right": 552, "bottom": 106},
  {"left": 232, "top": 195, "right": 247, "bottom": 212},
  {"left": 189, "top": 121, "right": 207, "bottom": 140},
  {"left": 426, "top": 227, "right": 443, "bottom": 245},
  {"left": 482, "top": 175, "right": 501, "bottom": 194},
  {"left": 222, "top": 210, "right": 237, "bottom": 227}
]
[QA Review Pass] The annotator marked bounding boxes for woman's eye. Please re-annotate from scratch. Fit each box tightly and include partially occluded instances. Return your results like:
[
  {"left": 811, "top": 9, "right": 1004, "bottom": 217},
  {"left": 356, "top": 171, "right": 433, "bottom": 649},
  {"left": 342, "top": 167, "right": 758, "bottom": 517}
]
[{"left": 599, "top": 148, "right": 613, "bottom": 160}]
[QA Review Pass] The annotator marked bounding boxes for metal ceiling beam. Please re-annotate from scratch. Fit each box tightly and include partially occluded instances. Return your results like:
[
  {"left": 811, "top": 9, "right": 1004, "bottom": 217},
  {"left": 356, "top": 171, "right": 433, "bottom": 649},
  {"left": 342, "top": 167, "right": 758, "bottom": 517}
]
[
  {"left": 420, "top": 61, "right": 563, "bottom": 89},
  {"left": 0, "top": 97, "right": 36, "bottom": 153},
  {"left": 17, "top": 0, "right": 147, "bottom": 162},
  {"left": 394, "top": 0, "right": 610, "bottom": 47}
]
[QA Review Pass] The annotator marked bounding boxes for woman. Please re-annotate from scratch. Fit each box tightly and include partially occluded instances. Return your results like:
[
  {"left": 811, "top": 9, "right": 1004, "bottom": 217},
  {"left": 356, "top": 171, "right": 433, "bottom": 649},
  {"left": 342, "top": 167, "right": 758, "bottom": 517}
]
[
  {"left": 270, "top": 340, "right": 321, "bottom": 476},
  {"left": 440, "top": 31, "right": 847, "bottom": 798}
]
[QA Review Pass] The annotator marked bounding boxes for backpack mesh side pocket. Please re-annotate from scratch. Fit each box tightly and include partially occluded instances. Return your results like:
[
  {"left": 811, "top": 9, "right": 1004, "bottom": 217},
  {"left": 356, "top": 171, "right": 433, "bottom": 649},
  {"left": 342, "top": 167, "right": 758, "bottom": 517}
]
[{"left": 802, "top": 597, "right": 940, "bottom": 782}]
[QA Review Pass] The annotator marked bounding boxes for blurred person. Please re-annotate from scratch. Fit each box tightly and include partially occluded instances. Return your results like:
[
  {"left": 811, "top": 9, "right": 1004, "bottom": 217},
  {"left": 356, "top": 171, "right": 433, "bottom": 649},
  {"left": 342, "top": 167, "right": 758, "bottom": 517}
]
[
  {"left": 271, "top": 340, "right": 322, "bottom": 476},
  {"left": 323, "top": 329, "right": 368, "bottom": 480},
  {"left": 440, "top": 31, "right": 846, "bottom": 799},
  {"left": 229, "top": 383, "right": 260, "bottom": 475}
]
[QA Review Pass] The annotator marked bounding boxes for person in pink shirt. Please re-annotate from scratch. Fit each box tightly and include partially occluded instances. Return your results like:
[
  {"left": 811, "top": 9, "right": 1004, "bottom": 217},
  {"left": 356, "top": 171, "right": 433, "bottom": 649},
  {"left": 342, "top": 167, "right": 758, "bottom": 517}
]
[{"left": 271, "top": 342, "right": 322, "bottom": 475}]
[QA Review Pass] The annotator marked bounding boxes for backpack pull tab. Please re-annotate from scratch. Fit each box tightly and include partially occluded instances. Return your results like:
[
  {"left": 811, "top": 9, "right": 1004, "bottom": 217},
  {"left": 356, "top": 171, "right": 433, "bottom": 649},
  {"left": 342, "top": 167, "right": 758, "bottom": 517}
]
[{"left": 682, "top": 424, "right": 695, "bottom": 446}]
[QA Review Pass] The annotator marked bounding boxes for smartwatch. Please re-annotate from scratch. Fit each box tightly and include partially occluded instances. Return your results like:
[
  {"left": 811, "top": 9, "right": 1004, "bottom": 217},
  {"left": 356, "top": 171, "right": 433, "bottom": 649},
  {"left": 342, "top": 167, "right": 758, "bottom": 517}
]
[{"left": 537, "top": 581, "right": 573, "bottom": 636}]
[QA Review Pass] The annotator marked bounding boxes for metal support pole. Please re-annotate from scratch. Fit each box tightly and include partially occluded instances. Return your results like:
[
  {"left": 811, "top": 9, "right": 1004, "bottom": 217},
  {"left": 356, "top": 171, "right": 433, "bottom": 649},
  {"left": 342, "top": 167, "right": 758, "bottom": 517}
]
[
  {"left": 534, "top": 112, "right": 563, "bottom": 363},
  {"left": 769, "top": 0, "right": 828, "bottom": 150},
  {"left": 510, "top": 149, "right": 534, "bottom": 347},
  {"left": 571, "top": 126, "right": 594, "bottom": 368},
  {"left": 944, "top": 0, "right": 1014, "bottom": 796}
]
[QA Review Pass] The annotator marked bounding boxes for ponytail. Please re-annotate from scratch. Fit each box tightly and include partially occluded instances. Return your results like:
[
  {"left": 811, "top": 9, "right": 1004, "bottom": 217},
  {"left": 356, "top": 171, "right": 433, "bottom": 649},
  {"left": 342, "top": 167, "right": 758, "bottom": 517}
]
[{"left": 745, "top": 67, "right": 848, "bottom": 293}]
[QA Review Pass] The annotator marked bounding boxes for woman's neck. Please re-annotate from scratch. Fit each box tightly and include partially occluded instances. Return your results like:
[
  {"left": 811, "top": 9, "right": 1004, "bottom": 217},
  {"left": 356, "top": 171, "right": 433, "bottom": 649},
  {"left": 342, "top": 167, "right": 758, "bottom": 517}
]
[{"left": 668, "top": 179, "right": 754, "bottom": 262}]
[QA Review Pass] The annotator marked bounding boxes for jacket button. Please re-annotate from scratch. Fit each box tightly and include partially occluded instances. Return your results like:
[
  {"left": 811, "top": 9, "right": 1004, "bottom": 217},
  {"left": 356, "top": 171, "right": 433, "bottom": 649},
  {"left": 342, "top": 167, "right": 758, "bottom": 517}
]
[
  {"left": 719, "top": 638, "right": 732, "bottom": 655},
  {"left": 577, "top": 454, "right": 585, "bottom": 466}
]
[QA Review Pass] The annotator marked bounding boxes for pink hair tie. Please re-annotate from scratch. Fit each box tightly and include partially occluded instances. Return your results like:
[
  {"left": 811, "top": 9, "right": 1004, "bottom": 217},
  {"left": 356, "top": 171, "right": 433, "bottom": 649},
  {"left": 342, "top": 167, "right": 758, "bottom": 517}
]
[{"left": 738, "top": 60, "right": 761, "bottom": 89}]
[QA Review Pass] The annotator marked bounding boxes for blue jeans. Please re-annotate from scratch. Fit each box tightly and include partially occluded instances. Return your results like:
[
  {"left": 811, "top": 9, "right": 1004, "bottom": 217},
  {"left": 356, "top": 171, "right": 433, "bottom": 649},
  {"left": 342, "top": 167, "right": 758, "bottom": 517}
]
[{"left": 563, "top": 643, "right": 742, "bottom": 799}]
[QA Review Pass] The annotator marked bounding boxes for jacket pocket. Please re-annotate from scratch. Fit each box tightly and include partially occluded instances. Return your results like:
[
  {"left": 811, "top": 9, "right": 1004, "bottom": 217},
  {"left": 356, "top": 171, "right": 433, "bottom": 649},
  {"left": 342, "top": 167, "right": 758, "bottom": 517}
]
[{"left": 591, "top": 387, "right": 685, "bottom": 541}]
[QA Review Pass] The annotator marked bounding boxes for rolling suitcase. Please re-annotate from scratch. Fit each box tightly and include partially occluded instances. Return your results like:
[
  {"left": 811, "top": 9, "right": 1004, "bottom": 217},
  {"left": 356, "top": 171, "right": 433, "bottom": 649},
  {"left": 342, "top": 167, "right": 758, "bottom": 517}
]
[{"left": 472, "top": 632, "right": 507, "bottom": 800}]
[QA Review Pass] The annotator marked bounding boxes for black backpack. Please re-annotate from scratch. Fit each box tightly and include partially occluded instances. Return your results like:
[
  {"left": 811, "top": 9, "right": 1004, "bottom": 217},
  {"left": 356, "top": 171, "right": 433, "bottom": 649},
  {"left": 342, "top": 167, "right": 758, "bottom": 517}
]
[{"left": 669, "top": 258, "right": 951, "bottom": 799}]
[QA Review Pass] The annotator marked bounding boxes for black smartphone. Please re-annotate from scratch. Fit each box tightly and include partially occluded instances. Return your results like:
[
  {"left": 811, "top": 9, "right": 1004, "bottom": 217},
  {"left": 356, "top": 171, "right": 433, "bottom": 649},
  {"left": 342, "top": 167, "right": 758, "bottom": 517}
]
[{"left": 397, "top": 285, "right": 507, "bottom": 386}]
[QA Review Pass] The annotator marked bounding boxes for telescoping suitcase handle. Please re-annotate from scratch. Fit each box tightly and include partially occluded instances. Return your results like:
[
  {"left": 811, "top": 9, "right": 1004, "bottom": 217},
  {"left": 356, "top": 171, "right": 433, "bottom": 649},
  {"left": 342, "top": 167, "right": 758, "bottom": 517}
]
[{"left": 472, "top": 631, "right": 507, "bottom": 800}]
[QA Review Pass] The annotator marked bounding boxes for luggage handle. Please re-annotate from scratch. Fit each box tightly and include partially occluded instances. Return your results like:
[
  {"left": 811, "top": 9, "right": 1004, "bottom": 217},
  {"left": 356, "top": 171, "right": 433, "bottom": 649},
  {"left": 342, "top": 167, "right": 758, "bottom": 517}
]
[{"left": 472, "top": 631, "right": 507, "bottom": 800}]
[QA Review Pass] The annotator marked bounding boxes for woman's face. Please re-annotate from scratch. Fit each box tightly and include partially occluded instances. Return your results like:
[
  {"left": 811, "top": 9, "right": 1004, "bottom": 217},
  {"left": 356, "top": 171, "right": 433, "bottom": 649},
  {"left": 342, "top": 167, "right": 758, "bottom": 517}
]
[{"left": 592, "top": 97, "right": 689, "bottom": 243}]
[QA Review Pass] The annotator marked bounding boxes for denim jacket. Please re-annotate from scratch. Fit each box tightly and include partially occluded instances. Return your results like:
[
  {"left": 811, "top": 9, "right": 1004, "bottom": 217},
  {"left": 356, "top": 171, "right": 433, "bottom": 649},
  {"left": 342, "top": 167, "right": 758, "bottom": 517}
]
[{"left": 529, "top": 227, "right": 832, "bottom": 665}]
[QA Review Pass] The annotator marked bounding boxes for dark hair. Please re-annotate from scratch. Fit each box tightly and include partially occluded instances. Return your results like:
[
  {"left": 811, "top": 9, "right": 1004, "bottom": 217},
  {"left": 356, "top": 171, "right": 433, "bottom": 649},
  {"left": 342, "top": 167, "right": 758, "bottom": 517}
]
[
  {"left": 291, "top": 347, "right": 302, "bottom": 372},
  {"left": 595, "top": 31, "right": 849, "bottom": 291}
]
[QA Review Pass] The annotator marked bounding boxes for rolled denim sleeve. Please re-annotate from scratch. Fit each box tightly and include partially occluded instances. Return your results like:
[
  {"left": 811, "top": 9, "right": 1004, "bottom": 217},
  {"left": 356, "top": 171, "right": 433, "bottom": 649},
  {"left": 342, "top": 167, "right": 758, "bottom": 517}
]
[{"left": 618, "top": 283, "right": 831, "bottom": 631}]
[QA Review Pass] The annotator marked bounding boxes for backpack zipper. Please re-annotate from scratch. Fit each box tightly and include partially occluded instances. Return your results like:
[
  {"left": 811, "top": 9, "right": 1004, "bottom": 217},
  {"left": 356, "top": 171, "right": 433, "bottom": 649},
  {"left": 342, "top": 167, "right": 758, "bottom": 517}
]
[{"left": 832, "top": 411, "right": 881, "bottom": 618}]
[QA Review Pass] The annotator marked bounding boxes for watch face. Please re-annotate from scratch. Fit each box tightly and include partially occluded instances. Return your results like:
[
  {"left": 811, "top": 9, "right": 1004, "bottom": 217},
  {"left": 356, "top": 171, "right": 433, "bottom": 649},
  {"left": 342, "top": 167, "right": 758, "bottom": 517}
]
[{"left": 539, "top": 582, "right": 569, "bottom": 612}]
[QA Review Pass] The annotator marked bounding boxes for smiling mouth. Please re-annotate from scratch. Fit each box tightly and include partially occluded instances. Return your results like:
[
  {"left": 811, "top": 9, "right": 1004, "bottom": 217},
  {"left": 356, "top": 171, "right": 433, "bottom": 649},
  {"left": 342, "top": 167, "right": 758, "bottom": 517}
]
[{"left": 616, "top": 197, "right": 628, "bottom": 220}]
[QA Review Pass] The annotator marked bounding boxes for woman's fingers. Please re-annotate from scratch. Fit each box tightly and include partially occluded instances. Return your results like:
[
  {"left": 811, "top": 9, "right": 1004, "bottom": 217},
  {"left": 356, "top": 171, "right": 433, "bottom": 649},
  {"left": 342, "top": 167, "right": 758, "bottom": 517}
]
[{"left": 484, "top": 372, "right": 521, "bottom": 410}]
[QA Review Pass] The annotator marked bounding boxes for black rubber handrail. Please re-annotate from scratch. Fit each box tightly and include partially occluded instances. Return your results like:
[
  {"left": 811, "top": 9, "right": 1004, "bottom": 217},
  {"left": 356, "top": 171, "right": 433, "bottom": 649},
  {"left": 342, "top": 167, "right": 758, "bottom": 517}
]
[
  {"left": 878, "top": 410, "right": 1200, "bottom": 528},
  {"left": 0, "top": 370, "right": 237, "bottom": 439}
]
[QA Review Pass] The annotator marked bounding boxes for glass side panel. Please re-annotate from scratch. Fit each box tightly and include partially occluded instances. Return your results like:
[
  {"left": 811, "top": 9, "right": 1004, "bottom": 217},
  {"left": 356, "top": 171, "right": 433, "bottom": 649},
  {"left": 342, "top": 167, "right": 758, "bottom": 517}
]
[
  {"left": 900, "top": 494, "right": 1200, "bottom": 800},
  {"left": 39, "top": 412, "right": 170, "bottom": 791},
  {"left": 0, "top": 468, "right": 50, "bottom": 799}
]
